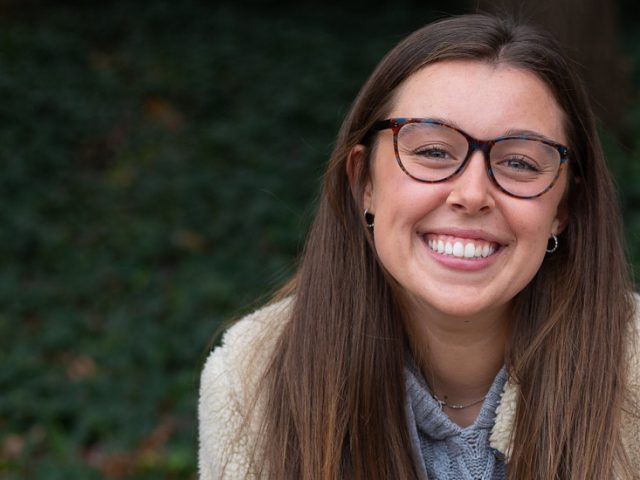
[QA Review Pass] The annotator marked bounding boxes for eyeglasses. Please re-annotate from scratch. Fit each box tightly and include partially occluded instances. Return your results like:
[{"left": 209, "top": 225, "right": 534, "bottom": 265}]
[{"left": 371, "top": 118, "right": 569, "bottom": 199}]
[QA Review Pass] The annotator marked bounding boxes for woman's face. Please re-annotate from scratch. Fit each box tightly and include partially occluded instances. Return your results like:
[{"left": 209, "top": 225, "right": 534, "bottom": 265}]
[{"left": 361, "top": 60, "right": 569, "bottom": 323}]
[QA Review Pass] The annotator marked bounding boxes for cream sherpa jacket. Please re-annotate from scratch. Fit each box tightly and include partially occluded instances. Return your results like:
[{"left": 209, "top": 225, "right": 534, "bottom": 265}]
[{"left": 199, "top": 298, "right": 640, "bottom": 479}]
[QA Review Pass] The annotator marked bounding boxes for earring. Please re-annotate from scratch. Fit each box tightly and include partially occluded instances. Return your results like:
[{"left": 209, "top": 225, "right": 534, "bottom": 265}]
[
  {"left": 546, "top": 234, "right": 558, "bottom": 253},
  {"left": 364, "top": 208, "right": 375, "bottom": 228}
]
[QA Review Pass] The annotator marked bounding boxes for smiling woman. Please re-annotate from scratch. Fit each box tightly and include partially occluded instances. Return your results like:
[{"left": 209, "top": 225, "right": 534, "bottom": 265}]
[
  {"left": 198, "top": 14, "right": 640, "bottom": 480},
  {"left": 358, "top": 62, "right": 569, "bottom": 327}
]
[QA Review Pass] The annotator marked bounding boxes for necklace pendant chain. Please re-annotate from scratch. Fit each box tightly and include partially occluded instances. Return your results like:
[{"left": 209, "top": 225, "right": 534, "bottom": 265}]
[{"left": 432, "top": 393, "right": 486, "bottom": 410}]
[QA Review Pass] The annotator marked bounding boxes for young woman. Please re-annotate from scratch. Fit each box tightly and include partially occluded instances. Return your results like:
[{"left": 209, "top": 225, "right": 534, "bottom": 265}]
[{"left": 199, "top": 14, "right": 640, "bottom": 479}]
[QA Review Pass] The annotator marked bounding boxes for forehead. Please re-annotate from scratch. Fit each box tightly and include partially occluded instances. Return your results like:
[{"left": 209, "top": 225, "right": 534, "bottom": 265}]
[{"left": 389, "top": 60, "right": 567, "bottom": 143}]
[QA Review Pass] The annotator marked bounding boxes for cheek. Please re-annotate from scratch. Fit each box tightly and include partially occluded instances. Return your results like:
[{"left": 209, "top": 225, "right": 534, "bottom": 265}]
[
  {"left": 367, "top": 143, "right": 447, "bottom": 215},
  {"left": 507, "top": 202, "right": 559, "bottom": 248},
  {"left": 372, "top": 183, "right": 449, "bottom": 230},
  {"left": 369, "top": 160, "right": 449, "bottom": 220},
  {"left": 505, "top": 173, "right": 567, "bottom": 244}
]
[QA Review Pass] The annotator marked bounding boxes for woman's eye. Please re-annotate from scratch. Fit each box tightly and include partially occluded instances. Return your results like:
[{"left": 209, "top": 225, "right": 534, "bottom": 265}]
[
  {"left": 415, "top": 146, "right": 451, "bottom": 159},
  {"left": 502, "top": 157, "right": 539, "bottom": 172}
]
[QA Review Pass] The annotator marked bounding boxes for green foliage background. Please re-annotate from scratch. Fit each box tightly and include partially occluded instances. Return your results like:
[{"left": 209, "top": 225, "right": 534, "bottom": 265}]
[{"left": 1, "top": 1, "right": 639, "bottom": 478}]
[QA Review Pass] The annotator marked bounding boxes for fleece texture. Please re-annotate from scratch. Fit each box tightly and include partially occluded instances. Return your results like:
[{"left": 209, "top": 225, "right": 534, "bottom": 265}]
[{"left": 199, "top": 298, "right": 640, "bottom": 479}]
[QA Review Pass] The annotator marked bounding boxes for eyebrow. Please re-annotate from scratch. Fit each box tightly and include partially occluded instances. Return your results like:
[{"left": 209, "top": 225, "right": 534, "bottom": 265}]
[
  {"left": 502, "top": 128, "right": 552, "bottom": 141},
  {"left": 424, "top": 117, "right": 556, "bottom": 142}
]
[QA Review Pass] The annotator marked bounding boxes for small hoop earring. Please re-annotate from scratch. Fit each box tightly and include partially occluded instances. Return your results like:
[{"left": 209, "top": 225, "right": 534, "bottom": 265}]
[
  {"left": 364, "top": 208, "right": 375, "bottom": 229},
  {"left": 546, "top": 234, "right": 558, "bottom": 253}
]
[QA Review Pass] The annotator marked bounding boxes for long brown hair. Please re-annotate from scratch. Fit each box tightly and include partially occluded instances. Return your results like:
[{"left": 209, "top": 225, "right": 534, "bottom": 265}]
[{"left": 254, "top": 14, "right": 636, "bottom": 479}]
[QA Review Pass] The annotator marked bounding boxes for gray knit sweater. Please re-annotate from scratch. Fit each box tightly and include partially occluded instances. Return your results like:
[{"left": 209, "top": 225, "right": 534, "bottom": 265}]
[{"left": 405, "top": 363, "right": 508, "bottom": 480}]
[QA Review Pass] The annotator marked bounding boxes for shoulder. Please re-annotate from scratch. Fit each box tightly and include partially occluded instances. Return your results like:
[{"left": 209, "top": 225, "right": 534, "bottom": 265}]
[
  {"left": 491, "top": 292, "right": 640, "bottom": 467},
  {"left": 198, "top": 297, "right": 293, "bottom": 479}
]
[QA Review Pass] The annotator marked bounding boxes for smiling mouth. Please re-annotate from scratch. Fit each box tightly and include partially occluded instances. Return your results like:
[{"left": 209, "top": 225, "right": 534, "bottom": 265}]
[{"left": 424, "top": 234, "right": 501, "bottom": 259}]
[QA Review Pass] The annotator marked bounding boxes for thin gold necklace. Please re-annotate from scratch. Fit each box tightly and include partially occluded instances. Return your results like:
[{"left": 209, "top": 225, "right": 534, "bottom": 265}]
[{"left": 432, "top": 393, "right": 486, "bottom": 410}]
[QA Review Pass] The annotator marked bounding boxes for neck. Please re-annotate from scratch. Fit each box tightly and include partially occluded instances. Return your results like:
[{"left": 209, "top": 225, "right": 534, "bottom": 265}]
[{"left": 406, "top": 303, "right": 509, "bottom": 426}]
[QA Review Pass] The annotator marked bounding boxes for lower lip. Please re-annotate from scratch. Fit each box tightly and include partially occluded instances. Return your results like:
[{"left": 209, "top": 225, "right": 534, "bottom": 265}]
[{"left": 422, "top": 237, "right": 503, "bottom": 271}]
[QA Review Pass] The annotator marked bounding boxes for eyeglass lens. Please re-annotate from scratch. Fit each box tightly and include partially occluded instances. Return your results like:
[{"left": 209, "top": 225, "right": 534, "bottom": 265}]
[{"left": 397, "top": 123, "right": 562, "bottom": 198}]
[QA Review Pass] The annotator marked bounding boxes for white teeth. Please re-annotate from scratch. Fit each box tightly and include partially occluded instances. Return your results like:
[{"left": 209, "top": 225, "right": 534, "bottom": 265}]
[
  {"left": 464, "top": 243, "right": 476, "bottom": 258},
  {"left": 427, "top": 237, "right": 497, "bottom": 259}
]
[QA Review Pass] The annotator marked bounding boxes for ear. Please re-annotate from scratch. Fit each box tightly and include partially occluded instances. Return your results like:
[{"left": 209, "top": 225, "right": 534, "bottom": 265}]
[
  {"left": 551, "top": 201, "right": 569, "bottom": 235},
  {"left": 346, "top": 144, "right": 373, "bottom": 209}
]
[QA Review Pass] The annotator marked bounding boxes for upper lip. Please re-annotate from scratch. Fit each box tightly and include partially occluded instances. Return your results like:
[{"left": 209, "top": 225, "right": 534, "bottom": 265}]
[{"left": 421, "top": 227, "right": 508, "bottom": 245}]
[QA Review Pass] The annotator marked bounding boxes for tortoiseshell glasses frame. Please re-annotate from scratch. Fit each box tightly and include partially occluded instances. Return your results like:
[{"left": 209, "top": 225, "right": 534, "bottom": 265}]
[{"left": 371, "top": 117, "right": 570, "bottom": 199}]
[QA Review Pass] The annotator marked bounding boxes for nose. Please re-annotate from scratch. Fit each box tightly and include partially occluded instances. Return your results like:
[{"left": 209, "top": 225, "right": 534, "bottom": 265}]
[{"left": 445, "top": 150, "right": 496, "bottom": 215}]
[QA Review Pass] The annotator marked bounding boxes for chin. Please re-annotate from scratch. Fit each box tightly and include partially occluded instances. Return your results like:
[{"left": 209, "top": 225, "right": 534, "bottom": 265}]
[{"left": 411, "top": 292, "right": 509, "bottom": 323}]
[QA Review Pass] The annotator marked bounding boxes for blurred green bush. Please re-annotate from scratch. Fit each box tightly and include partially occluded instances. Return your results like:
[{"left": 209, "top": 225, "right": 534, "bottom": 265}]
[
  {"left": 0, "top": 1, "right": 462, "bottom": 478},
  {"left": 0, "top": 1, "right": 637, "bottom": 479}
]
